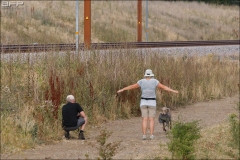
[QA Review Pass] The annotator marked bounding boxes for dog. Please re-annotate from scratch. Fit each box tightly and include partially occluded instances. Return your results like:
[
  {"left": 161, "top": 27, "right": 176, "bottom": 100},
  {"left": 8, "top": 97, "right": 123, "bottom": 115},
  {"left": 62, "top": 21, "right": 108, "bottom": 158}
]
[{"left": 158, "top": 107, "right": 171, "bottom": 132}]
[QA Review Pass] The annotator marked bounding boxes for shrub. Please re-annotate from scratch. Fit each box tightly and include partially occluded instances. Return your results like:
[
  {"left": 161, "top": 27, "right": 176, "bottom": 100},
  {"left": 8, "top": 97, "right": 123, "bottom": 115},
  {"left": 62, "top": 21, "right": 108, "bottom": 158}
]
[
  {"left": 229, "top": 113, "right": 239, "bottom": 149},
  {"left": 168, "top": 120, "right": 201, "bottom": 160}
]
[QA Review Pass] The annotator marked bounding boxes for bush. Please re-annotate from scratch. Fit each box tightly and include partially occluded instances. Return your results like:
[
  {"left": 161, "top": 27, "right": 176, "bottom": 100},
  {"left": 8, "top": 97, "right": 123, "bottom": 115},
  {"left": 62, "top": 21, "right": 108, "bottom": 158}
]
[
  {"left": 229, "top": 113, "right": 240, "bottom": 149},
  {"left": 168, "top": 121, "right": 201, "bottom": 160}
]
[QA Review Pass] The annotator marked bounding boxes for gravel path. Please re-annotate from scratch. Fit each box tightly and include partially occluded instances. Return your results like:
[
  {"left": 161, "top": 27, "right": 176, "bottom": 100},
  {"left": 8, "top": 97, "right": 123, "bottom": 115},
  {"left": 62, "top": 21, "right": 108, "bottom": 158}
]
[{"left": 2, "top": 95, "right": 239, "bottom": 159}]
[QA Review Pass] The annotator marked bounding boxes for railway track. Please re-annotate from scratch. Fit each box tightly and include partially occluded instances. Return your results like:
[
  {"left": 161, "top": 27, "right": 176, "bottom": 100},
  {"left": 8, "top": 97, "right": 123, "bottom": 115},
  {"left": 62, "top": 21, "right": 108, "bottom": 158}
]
[{"left": 1, "top": 40, "right": 239, "bottom": 53}]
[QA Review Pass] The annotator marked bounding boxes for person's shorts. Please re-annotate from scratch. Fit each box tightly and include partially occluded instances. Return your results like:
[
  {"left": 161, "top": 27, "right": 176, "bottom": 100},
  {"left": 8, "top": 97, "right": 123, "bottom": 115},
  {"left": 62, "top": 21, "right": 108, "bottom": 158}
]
[
  {"left": 140, "top": 105, "right": 156, "bottom": 117},
  {"left": 76, "top": 117, "right": 85, "bottom": 127},
  {"left": 63, "top": 117, "right": 85, "bottom": 131}
]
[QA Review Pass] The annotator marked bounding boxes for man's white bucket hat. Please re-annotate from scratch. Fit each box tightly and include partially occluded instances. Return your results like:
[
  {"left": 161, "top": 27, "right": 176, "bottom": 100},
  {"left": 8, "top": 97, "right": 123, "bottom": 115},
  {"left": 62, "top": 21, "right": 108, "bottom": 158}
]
[{"left": 144, "top": 69, "right": 154, "bottom": 77}]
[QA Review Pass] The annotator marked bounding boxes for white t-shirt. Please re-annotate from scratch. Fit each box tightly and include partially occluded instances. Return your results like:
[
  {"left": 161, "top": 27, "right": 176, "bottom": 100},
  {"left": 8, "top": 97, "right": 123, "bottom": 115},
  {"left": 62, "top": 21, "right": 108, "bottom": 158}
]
[{"left": 137, "top": 78, "right": 159, "bottom": 107}]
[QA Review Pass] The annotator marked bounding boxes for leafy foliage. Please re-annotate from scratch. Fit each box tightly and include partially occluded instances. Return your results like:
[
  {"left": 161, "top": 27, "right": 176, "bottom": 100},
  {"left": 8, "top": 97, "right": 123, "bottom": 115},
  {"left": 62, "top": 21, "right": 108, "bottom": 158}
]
[{"left": 168, "top": 121, "right": 201, "bottom": 160}]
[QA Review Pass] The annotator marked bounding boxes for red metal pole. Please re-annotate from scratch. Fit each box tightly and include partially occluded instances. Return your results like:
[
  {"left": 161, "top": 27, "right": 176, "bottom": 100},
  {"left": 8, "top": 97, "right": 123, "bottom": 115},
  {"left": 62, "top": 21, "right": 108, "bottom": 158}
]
[
  {"left": 84, "top": 0, "right": 91, "bottom": 49},
  {"left": 137, "top": 0, "right": 142, "bottom": 42}
]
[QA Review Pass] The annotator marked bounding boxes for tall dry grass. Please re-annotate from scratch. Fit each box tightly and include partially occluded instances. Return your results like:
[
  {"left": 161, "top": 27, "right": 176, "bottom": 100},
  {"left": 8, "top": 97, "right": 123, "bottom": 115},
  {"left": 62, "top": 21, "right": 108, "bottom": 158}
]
[
  {"left": 1, "top": 1, "right": 239, "bottom": 44},
  {"left": 1, "top": 48, "right": 239, "bottom": 153},
  {"left": 1, "top": 0, "right": 239, "bottom": 156}
]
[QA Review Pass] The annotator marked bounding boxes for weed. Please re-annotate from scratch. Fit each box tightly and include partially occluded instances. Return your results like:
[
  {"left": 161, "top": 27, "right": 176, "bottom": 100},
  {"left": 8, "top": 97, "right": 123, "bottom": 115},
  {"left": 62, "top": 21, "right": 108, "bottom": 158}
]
[
  {"left": 96, "top": 129, "right": 121, "bottom": 160},
  {"left": 168, "top": 120, "right": 201, "bottom": 160}
]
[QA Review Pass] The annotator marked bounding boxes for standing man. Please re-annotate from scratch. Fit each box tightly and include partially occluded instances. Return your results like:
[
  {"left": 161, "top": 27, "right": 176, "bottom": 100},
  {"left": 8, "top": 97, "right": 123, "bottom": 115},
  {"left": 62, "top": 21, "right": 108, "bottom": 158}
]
[
  {"left": 62, "top": 95, "right": 87, "bottom": 140},
  {"left": 117, "top": 69, "right": 178, "bottom": 140}
]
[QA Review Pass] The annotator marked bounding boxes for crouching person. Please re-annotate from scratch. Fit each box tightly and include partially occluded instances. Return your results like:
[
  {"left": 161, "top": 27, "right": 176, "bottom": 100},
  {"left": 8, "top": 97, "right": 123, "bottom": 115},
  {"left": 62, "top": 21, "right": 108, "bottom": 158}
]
[{"left": 62, "top": 95, "right": 87, "bottom": 140}]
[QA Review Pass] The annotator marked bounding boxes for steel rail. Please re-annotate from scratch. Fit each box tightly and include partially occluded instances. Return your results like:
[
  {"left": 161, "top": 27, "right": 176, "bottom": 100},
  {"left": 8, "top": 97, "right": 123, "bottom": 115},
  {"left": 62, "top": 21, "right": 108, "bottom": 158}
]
[{"left": 1, "top": 40, "right": 239, "bottom": 53}]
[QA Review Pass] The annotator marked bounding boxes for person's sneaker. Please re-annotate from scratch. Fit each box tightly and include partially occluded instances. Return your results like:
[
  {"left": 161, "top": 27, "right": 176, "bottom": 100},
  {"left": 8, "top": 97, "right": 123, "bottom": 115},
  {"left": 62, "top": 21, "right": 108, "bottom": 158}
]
[
  {"left": 142, "top": 135, "right": 147, "bottom": 140},
  {"left": 150, "top": 135, "right": 155, "bottom": 140},
  {"left": 78, "top": 131, "right": 85, "bottom": 140},
  {"left": 64, "top": 131, "right": 70, "bottom": 139}
]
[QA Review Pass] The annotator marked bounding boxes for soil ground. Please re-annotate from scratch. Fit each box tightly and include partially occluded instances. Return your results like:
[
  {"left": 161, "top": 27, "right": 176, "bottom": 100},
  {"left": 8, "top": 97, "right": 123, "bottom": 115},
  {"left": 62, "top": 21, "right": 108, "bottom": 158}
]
[{"left": 1, "top": 95, "right": 239, "bottom": 159}]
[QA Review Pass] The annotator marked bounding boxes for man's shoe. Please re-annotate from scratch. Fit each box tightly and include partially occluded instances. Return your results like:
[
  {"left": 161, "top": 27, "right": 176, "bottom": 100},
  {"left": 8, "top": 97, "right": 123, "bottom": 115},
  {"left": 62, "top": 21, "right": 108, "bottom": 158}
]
[
  {"left": 64, "top": 131, "right": 70, "bottom": 139},
  {"left": 79, "top": 131, "right": 85, "bottom": 140}
]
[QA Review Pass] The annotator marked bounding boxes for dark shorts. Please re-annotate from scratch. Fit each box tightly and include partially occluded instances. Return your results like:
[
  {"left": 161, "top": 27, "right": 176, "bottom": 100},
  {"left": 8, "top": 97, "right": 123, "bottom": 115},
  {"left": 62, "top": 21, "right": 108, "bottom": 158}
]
[
  {"left": 76, "top": 117, "right": 85, "bottom": 127},
  {"left": 64, "top": 117, "right": 85, "bottom": 131}
]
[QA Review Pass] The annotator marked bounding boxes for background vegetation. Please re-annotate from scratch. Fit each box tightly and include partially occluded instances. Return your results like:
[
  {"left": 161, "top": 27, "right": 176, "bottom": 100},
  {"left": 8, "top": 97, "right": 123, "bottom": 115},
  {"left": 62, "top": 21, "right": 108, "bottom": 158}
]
[
  {"left": 163, "top": 0, "right": 240, "bottom": 5},
  {"left": 1, "top": 0, "right": 239, "bottom": 158},
  {"left": 1, "top": 1, "right": 239, "bottom": 44},
  {"left": 1, "top": 50, "right": 239, "bottom": 154}
]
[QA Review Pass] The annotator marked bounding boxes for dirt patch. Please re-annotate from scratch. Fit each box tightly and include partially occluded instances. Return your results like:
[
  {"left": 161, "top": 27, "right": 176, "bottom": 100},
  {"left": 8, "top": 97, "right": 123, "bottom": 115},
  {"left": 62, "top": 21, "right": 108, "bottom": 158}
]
[{"left": 2, "top": 95, "right": 239, "bottom": 159}]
